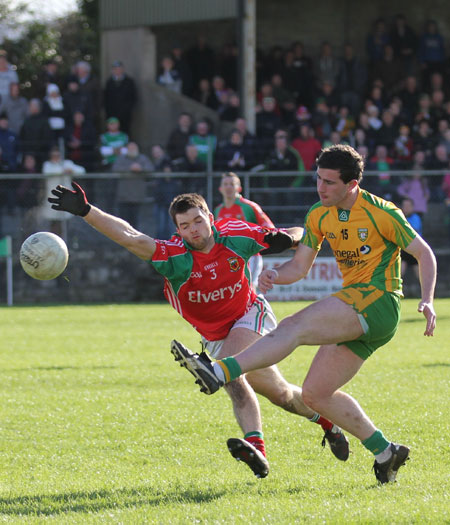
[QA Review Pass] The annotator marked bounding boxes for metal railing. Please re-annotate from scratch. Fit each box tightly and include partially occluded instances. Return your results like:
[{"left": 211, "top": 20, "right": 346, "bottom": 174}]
[{"left": 0, "top": 168, "right": 448, "bottom": 226}]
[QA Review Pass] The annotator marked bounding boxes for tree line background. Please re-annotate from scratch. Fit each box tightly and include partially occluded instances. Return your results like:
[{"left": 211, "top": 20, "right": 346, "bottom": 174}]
[{"left": 0, "top": 0, "right": 99, "bottom": 98}]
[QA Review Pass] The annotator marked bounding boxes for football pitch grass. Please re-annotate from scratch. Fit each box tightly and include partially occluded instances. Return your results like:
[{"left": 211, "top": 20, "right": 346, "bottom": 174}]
[{"left": 0, "top": 299, "right": 449, "bottom": 524}]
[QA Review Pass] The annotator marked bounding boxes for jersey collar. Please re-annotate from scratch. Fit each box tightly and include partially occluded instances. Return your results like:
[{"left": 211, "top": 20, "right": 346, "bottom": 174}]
[{"left": 335, "top": 187, "right": 361, "bottom": 222}]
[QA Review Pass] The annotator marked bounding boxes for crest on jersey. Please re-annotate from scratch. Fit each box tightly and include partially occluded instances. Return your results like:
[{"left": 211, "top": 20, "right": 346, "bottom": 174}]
[
  {"left": 358, "top": 228, "right": 368, "bottom": 241},
  {"left": 227, "top": 257, "right": 240, "bottom": 272}
]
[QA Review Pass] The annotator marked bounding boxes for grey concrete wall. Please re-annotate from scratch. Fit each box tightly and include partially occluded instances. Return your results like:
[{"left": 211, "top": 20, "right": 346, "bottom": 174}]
[
  {"left": 10, "top": 245, "right": 165, "bottom": 304},
  {"left": 101, "top": 27, "right": 233, "bottom": 154},
  {"left": 135, "top": 83, "right": 233, "bottom": 153},
  {"left": 101, "top": 27, "right": 157, "bottom": 149}
]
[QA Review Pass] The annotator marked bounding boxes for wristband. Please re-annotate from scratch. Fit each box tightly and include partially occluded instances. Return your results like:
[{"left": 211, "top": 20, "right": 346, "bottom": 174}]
[{"left": 80, "top": 203, "right": 91, "bottom": 217}]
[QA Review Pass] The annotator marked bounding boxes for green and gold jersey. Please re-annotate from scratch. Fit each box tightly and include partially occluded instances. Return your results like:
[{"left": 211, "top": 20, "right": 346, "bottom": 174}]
[{"left": 301, "top": 188, "right": 417, "bottom": 294}]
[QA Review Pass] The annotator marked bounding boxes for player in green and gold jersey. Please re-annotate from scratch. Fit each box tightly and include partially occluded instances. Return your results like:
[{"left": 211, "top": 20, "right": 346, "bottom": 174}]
[{"left": 171, "top": 144, "right": 437, "bottom": 485}]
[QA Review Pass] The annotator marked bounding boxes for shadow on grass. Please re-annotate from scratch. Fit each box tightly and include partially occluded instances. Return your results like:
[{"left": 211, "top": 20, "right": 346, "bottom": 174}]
[
  {"left": 4, "top": 366, "right": 118, "bottom": 373},
  {"left": 401, "top": 315, "right": 450, "bottom": 324},
  {"left": 422, "top": 362, "right": 450, "bottom": 367},
  {"left": 0, "top": 486, "right": 226, "bottom": 516}
]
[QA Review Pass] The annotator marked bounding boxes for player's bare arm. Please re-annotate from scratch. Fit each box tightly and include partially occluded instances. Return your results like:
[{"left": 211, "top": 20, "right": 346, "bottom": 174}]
[
  {"left": 48, "top": 182, "right": 156, "bottom": 260},
  {"left": 84, "top": 206, "right": 156, "bottom": 260},
  {"left": 259, "top": 243, "right": 317, "bottom": 293},
  {"left": 283, "top": 226, "right": 304, "bottom": 247},
  {"left": 403, "top": 235, "right": 437, "bottom": 336}
]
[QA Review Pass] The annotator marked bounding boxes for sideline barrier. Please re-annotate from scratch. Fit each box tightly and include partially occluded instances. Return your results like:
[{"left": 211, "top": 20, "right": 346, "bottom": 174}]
[{"left": 263, "top": 256, "right": 342, "bottom": 301}]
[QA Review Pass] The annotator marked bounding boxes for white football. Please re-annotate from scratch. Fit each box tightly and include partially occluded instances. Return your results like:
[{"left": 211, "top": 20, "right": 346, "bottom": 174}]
[{"left": 20, "top": 232, "right": 69, "bottom": 280}]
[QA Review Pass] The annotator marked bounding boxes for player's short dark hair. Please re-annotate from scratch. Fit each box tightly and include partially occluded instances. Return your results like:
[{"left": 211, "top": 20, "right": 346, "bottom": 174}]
[
  {"left": 316, "top": 144, "right": 364, "bottom": 183},
  {"left": 221, "top": 171, "right": 241, "bottom": 185},
  {"left": 169, "top": 193, "right": 210, "bottom": 225}
]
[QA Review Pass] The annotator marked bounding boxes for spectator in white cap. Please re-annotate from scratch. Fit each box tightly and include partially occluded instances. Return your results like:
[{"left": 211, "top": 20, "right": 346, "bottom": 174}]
[{"left": 42, "top": 83, "right": 66, "bottom": 142}]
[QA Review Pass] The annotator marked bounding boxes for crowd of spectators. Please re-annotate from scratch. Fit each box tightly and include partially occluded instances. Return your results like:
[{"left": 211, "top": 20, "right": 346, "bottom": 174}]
[
  {"left": 158, "top": 16, "right": 450, "bottom": 231},
  {"left": 1, "top": 14, "right": 450, "bottom": 238}
]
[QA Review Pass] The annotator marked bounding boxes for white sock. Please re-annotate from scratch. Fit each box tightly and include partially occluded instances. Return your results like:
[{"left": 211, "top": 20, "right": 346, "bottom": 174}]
[
  {"left": 212, "top": 362, "right": 225, "bottom": 382},
  {"left": 375, "top": 443, "right": 393, "bottom": 463}
]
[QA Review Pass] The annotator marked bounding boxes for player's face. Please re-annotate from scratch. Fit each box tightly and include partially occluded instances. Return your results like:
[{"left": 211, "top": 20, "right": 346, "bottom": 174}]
[
  {"left": 219, "top": 177, "right": 240, "bottom": 199},
  {"left": 176, "top": 207, "right": 215, "bottom": 252},
  {"left": 316, "top": 168, "right": 355, "bottom": 208}
]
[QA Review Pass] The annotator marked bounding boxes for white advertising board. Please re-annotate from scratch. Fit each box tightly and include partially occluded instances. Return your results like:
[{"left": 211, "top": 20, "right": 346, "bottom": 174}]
[{"left": 262, "top": 256, "right": 343, "bottom": 301}]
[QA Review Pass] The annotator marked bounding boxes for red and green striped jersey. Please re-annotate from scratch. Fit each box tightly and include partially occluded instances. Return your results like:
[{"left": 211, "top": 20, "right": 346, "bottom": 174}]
[
  {"left": 150, "top": 219, "right": 271, "bottom": 340},
  {"left": 214, "top": 196, "right": 274, "bottom": 228},
  {"left": 301, "top": 188, "right": 417, "bottom": 294}
]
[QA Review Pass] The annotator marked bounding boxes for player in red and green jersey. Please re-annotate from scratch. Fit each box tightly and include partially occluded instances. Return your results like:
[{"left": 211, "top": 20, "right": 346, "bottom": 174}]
[
  {"left": 152, "top": 218, "right": 272, "bottom": 341},
  {"left": 48, "top": 183, "right": 350, "bottom": 479},
  {"left": 214, "top": 172, "right": 274, "bottom": 228},
  {"left": 214, "top": 172, "right": 274, "bottom": 291},
  {"left": 171, "top": 144, "right": 437, "bottom": 485}
]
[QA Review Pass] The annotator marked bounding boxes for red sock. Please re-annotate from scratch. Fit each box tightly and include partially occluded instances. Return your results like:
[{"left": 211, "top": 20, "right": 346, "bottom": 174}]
[
  {"left": 316, "top": 416, "right": 334, "bottom": 432},
  {"left": 245, "top": 436, "right": 266, "bottom": 457}
]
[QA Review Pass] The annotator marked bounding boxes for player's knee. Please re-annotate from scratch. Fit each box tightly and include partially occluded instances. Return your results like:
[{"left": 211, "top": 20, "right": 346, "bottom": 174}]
[
  {"left": 276, "top": 314, "right": 303, "bottom": 346},
  {"left": 301, "top": 382, "right": 324, "bottom": 412}
]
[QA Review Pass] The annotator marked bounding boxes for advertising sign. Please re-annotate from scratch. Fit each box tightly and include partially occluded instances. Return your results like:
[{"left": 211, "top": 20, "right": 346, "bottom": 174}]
[{"left": 262, "top": 256, "right": 342, "bottom": 301}]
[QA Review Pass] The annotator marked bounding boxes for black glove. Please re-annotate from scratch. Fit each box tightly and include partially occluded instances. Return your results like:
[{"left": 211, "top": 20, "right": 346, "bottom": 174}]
[
  {"left": 260, "top": 230, "right": 294, "bottom": 255},
  {"left": 48, "top": 181, "right": 91, "bottom": 217}
]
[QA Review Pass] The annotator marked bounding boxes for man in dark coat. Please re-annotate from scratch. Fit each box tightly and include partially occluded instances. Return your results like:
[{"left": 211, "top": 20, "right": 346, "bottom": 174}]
[
  {"left": 103, "top": 61, "right": 137, "bottom": 135},
  {"left": 19, "top": 99, "right": 53, "bottom": 168}
]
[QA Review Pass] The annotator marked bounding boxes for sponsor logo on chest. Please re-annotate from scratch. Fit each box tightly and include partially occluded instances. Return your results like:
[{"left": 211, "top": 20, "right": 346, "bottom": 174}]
[
  {"left": 338, "top": 210, "right": 349, "bottom": 222},
  {"left": 187, "top": 281, "right": 243, "bottom": 303}
]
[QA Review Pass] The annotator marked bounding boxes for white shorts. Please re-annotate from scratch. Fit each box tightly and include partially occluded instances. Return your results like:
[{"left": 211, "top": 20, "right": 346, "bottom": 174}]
[{"left": 201, "top": 294, "right": 277, "bottom": 359}]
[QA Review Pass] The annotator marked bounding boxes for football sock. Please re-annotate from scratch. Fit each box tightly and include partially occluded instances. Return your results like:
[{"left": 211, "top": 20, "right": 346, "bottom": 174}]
[
  {"left": 309, "top": 413, "right": 334, "bottom": 431},
  {"left": 374, "top": 444, "right": 393, "bottom": 463},
  {"left": 212, "top": 362, "right": 226, "bottom": 382},
  {"left": 244, "top": 431, "right": 266, "bottom": 457},
  {"left": 214, "top": 357, "right": 242, "bottom": 383},
  {"left": 361, "top": 429, "right": 391, "bottom": 458}
]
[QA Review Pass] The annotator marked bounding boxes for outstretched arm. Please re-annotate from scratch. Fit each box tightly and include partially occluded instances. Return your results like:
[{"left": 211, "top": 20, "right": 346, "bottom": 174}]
[
  {"left": 48, "top": 182, "right": 156, "bottom": 260},
  {"left": 259, "top": 243, "right": 317, "bottom": 293},
  {"left": 259, "top": 226, "right": 304, "bottom": 255},
  {"left": 403, "top": 235, "right": 437, "bottom": 336},
  {"left": 283, "top": 226, "right": 304, "bottom": 247},
  {"left": 84, "top": 206, "right": 156, "bottom": 260}
]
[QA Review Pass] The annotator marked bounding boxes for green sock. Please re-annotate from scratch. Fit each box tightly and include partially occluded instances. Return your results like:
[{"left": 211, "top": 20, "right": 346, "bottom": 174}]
[
  {"left": 362, "top": 429, "right": 390, "bottom": 456},
  {"left": 217, "top": 356, "right": 242, "bottom": 382},
  {"left": 309, "top": 413, "right": 320, "bottom": 423},
  {"left": 244, "top": 431, "right": 263, "bottom": 439}
]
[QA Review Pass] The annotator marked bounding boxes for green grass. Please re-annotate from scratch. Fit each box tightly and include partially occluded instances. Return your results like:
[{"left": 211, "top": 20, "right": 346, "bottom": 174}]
[{"left": 0, "top": 299, "right": 449, "bottom": 524}]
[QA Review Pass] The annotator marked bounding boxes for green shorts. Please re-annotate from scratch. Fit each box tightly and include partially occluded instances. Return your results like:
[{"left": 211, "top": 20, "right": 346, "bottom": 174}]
[{"left": 332, "top": 284, "right": 401, "bottom": 360}]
